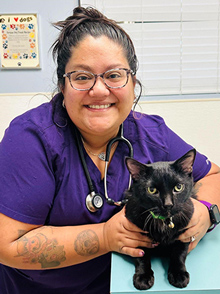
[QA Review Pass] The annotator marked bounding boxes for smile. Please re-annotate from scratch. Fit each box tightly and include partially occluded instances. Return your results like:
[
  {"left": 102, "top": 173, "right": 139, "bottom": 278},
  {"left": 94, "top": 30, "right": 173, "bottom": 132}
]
[{"left": 87, "top": 104, "right": 112, "bottom": 109}]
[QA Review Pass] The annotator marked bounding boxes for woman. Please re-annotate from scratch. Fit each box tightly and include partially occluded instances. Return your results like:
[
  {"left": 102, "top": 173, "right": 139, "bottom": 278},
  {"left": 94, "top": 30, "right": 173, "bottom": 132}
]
[{"left": 0, "top": 6, "right": 219, "bottom": 294}]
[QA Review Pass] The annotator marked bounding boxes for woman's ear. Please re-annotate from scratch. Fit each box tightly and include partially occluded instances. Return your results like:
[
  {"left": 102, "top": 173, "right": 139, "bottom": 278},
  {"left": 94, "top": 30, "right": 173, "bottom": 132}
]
[
  {"left": 132, "top": 75, "right": 137, "bottom": 87},
  {"left": 61, "top": 84, "right": 65, "bottom": 95}
]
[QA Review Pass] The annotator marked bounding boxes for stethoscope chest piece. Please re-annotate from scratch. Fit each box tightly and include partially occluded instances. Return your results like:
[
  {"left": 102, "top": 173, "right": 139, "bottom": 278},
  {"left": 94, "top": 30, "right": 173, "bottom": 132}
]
[
  {"left": 75, "top": 123, "right": 133, "bottom": 213},
  {"left": 86, "top": 191, "right": 104, "bottom": 212}
]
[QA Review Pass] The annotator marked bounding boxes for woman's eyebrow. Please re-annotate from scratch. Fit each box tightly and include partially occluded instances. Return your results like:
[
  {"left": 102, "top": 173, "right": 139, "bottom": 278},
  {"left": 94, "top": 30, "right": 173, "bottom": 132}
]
[{"left": 69, "top": 63, "right": 126, "bottom": 72}]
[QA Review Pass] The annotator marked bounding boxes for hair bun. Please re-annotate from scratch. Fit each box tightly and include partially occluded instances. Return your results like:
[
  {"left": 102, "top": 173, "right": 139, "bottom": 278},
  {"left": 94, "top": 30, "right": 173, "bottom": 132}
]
[{"left": 72, "top": 6, "right": 105, "bottom": 21}]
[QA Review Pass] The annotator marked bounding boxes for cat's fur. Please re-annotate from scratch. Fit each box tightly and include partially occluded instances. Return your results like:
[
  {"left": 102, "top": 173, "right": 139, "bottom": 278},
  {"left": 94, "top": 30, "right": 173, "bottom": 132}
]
[{"left": 125, "top": 149, "right": 196, "bottom": 290}]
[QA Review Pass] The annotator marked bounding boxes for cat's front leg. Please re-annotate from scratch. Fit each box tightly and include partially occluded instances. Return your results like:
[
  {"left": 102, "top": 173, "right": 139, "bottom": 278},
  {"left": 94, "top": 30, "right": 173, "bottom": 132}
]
[
  {"left": 133, "top": 248, "right": 154, "bottom": 290},
  {"left": 168, "top": 241, "right": 190, "bottom": 288}
]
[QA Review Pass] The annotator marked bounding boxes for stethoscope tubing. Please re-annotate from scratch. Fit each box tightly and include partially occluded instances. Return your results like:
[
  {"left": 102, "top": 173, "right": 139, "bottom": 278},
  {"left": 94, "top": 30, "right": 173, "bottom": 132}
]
[
  {"left": 104, "top": 124, "right": 133, "bottom": 206},
  {"left": 75, "top": 123, "right": 133, "bottom": 210},
  {"left": 75, "top": 126, "right": 95, "bottom": 193}
]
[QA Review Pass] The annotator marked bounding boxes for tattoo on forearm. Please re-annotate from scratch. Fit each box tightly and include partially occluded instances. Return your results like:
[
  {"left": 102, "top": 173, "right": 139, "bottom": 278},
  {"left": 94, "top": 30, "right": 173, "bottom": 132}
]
[
  {"left": 74, "top": 230, "right": 99, "bottom": 256},
  {"left": 15, "top": 232, "right": 66, "bottom": 268}
]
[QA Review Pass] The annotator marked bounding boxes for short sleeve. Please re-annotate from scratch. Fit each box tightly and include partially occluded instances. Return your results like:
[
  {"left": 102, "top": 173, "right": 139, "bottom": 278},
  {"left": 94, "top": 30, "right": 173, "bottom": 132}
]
[
  {"left": 129, "top": 113, "right": 212, "bottom": 183},
  {"left": 0, "top": 117, "right": 56, "bottom": 225},
  {"left": 165, "top": 123, "right": 211, "bottom": 182}
]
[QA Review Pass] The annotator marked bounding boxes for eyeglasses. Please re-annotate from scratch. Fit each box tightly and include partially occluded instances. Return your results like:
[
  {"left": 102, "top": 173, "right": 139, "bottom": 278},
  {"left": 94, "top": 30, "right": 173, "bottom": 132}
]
[{"left": 63, "top": 68, "right": 134, "bottom": 91}]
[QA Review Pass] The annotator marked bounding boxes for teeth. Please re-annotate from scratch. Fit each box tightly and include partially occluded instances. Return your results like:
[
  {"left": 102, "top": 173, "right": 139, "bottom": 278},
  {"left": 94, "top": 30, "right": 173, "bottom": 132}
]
[{"left": 88, "top": 104, "right": 111, "bottom": 109}]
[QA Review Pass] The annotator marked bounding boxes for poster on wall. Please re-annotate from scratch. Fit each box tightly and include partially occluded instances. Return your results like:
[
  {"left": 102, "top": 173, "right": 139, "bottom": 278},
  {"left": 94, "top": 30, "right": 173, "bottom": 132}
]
[{"left": 0, "top": 14, "right": 40, "bottom": 69}]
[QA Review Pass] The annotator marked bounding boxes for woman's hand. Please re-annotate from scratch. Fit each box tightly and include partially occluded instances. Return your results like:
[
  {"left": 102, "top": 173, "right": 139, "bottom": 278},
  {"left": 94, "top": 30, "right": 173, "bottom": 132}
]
[
  {"left": 179, "top": 162, "right": 220, "bottom": 252},
  {"left": 103, "top": 207, "right": 156, "bottom": 258},
  {"left": 178, "top": 198, "right": 211, "bottom": 252}
]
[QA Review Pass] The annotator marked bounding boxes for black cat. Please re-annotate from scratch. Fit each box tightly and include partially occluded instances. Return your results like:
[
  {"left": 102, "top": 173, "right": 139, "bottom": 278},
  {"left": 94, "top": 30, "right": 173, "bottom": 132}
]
[{"left": 125, "top": 149, "right": 196, "bottom": 290}]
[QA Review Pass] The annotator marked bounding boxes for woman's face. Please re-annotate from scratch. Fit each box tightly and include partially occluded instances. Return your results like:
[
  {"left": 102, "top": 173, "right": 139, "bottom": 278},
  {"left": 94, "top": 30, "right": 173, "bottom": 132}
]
[{"left": 62, "top": 35, "right": 136, "bottom": 138}]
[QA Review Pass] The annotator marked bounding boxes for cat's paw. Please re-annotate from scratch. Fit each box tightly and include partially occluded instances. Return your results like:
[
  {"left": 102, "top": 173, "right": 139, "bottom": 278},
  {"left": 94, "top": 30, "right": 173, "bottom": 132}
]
[
  {"left": 133, "top": 271, "right": 154, "bottom": 290},
  {"left": 168, "top": 270, "right": 189, "bottom": 288}
]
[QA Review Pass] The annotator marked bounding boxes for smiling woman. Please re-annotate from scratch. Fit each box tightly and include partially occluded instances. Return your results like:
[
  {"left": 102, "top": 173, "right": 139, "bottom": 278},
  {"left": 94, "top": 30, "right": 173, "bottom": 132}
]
[
  {"left": 0, "top": 6, "right": 220, "bottom": 294},
  {"left": 62, "top": 35, "right": 136, "bottom": 141}
]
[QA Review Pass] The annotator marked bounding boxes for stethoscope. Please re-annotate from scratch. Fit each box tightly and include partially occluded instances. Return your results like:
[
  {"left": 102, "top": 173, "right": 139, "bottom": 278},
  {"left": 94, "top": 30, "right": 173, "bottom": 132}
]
[{"left": 75, "top": 124, "right": 133, "bottom": 212}]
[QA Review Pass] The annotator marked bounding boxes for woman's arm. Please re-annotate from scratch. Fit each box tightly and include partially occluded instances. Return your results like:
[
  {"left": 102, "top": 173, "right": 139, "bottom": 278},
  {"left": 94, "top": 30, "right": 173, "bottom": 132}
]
[
  {"left": 179, "top": 162, "right": 220, "bottom": 251},
  {"left": 0, "top": 208, "right": 152, "bottom": 270},
  {"left": 195, "top": 162, "right": 220, "bottom": 206}
]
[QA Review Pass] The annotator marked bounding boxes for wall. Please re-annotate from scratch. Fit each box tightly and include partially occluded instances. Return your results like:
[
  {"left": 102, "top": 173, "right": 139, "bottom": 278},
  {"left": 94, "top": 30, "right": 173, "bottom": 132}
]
[
  {"left": 0, "top": 0, "right": 78, "bottom": 93},
  {"left": 140, "top": 98, "right": 220, "bottom": 166},
  {"left": 1, "top": 93, "right": 219, "bottom": 166},
  {"left": 0, "top": 1, "right": 219, "bottom": 167}
]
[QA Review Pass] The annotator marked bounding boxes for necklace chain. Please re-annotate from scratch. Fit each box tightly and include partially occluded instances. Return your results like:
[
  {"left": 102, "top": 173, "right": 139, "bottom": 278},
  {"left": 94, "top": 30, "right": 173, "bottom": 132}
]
[{"left": 81, "top": 137, "right": 117, "bottom": 161}]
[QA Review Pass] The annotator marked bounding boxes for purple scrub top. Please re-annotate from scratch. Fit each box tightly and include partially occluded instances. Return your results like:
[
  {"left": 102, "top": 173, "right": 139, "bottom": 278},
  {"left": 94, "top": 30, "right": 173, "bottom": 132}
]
[{"left": 0, "top": 93, "right": 211, "bottom": 293}]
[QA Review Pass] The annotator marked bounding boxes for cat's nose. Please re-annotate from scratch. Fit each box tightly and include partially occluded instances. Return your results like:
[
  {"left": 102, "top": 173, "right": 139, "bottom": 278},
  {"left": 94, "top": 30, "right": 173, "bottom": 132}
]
[
  {"left": 164, "top": 204, "right": 173, "bottom": 211},
  {"left": 164, "top": 197, "right": 173, "bottom": 209}
]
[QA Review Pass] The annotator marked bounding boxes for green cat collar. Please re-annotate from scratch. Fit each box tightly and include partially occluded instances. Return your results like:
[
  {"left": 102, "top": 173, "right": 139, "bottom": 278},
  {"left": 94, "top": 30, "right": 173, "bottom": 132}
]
[
  {"left": 150, "top": 211, "right": 166, "bottom": 220},
  {"left": 150, "top": 211, "right": 175, "bottom": 229}
]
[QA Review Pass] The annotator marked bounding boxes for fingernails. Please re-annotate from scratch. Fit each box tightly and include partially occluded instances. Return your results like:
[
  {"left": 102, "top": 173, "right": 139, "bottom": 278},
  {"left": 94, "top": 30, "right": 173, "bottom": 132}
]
[
  {"left": 139, "top": 250, "right": 145, "bottom": 256},
  {"left": 152, "top": 242, "right": 159, "bottom": 248}
]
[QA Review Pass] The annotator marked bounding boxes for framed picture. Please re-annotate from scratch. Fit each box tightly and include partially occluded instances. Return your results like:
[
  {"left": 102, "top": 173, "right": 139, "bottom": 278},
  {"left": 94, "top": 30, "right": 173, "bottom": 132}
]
[{"left": 0, "top": 14, "right": 40, "bottom": 69}]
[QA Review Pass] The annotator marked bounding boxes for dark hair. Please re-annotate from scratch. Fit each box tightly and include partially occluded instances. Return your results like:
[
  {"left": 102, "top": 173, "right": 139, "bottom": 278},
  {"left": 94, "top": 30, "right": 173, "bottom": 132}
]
[{"left": 52, "top": 6, "right": 142, "bottom": 99}]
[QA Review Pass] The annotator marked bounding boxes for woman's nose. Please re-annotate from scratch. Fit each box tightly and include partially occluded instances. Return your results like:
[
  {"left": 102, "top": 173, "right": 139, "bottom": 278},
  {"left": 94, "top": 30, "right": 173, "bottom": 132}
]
[{"left": 89, "top": 76, "right": 110, "bottom": 97}]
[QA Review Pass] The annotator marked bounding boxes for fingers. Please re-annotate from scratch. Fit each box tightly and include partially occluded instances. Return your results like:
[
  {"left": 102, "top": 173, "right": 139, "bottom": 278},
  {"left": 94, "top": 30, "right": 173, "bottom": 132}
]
[
  {"left": 188, "top": 238, "right": 199, "bottom": 252},
  {"left": 104, "top": 207, "right": 158, "bottom": 257},
  {"left": 120, "top": 247, "right": 145, "bottom": 258},
  {"left": 178, "top": 199, "right": 211, "bottom": 252},
  {"left": 178, "top": 229, "right": 198, "bottom": 246},
  {"left": 118, "top": 234, "right": 158, "bottom": 257},
  {"left": 119, "top": 242, "right": 159, "bottom": 258},
  {"left": 120, "top": 210, "right": 145, "bottom": 234},
  {"left": 119, "top": 209, "right": 159, "bottom": 250}
]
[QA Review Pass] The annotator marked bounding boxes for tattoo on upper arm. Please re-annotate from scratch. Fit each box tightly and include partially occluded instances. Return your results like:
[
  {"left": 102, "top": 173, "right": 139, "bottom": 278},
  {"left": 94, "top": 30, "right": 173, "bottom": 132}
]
[
  {"left": 15, "top": 232, "right": 66, "bottom": 268},
  {"left": 195, "top": 182, "right": 202, "bottom": 193},
  {"left": 74, "top": 230, "right": 99, "bottom": 256}
]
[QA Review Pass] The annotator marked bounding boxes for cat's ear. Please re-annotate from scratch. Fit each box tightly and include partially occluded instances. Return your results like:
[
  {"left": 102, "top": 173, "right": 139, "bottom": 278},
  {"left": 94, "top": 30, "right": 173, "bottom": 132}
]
[
  {"left": 174, "top": 149, "right": 196, "bottom": 175},
  {"left": 125, "top": 157, "right": 146, "bottom": 180}
]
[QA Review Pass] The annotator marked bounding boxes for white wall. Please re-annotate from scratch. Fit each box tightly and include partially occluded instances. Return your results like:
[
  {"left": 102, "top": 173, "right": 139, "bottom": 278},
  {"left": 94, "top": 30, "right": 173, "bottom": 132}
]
[
  {"left": 1, "top": 94, "right": 219, "bottom": 166},
  {"left": 0, "top": 93, "right": 50, "bottom": 138},
  {"left": 140, "top": 98, "right": 220, "bottom": 166}
]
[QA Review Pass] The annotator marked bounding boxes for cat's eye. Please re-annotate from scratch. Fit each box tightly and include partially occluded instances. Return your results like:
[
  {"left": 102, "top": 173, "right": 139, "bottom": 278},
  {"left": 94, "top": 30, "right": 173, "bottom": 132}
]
[
  {"left": 147, "top": 187, "right": 158, "bottom": 195},
  {"left": 174, "top": 183, "right": 184, "bottom": 192}
]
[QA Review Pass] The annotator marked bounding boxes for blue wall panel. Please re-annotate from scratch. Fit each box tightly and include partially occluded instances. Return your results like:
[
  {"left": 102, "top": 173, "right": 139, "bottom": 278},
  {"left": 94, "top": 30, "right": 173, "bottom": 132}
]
[{"left": 0, "top": 0, "right": 78, "bottom": 93}]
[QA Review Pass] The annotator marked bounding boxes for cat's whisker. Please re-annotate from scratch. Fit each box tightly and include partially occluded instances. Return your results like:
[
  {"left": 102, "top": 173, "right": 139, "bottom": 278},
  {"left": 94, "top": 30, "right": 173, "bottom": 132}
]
[
  {"left": 149, "top": 216, "right": 161, "bottom": 236},
  {"left": 143, "top": 214, "right": 153, "bottom": 231},
  {"left": 140, "top": 207, "right": 157, "bottom": 216},
  {"left": 143, "top": 214, "right": 151, "bottom": 227}
]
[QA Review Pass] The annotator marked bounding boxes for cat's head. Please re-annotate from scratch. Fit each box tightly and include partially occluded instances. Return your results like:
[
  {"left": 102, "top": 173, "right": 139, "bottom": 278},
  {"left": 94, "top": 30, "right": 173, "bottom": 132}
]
[{"left": 125, "top": 149, "right": 196, "bottom": 218}]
